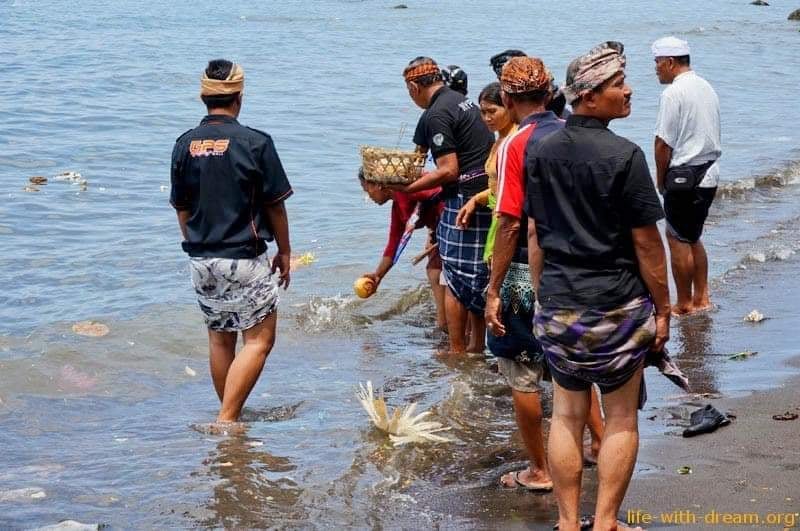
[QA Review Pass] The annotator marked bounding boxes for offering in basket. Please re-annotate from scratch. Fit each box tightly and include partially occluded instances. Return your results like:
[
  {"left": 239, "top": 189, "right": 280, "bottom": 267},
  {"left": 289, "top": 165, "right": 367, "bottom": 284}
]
[{"left": 360, "top": 146, "right": 426, "bottom": 185}]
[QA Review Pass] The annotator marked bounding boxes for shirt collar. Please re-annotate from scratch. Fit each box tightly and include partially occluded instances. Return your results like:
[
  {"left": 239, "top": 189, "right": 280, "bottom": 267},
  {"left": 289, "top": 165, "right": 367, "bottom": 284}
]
[
  {"left": 566, "top": 114, "right": 608, "bottom": 130},
  {"left": 521, "top": 110, "right": 558, "bottom": 127},
  {"left": 201, "top": 114, "right": 239, "bottom": 126},
  {"left": 428, "top": 85, "right": 448, "bottom": 107},
  {"left": 674, "top": 70, "right": 694, "bottom": 82}
]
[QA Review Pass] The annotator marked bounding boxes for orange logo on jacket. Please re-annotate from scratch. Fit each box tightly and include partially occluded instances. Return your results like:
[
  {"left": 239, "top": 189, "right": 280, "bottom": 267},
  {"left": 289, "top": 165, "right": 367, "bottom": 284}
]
[{"left": 189, "top": 139, "right": 230, "bottom": 157}]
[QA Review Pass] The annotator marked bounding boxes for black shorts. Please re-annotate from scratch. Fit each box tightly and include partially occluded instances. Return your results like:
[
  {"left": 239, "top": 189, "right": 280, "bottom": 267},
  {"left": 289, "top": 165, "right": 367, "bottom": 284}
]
[
  {"left": 547, "top": 359, "right": 641, "bottom": 395},
  {"left": 664, "top": 187, "right": 717, "bottom": 244}
]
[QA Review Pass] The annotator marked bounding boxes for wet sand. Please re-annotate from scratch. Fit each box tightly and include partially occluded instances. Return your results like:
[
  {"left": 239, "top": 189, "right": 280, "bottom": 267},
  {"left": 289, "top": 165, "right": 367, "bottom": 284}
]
[
  {"left": 628, "top": 364, "right": 800, "bottom": 530},
  {"left": 455, "top": 225, "right": 800, "bottom": 529}
]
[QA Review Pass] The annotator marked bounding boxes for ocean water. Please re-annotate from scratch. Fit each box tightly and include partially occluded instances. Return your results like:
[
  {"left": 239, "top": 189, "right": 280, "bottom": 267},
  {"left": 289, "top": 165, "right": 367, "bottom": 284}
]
[{"left": 1, "top": 0, "right": 799, "bottom": 528}]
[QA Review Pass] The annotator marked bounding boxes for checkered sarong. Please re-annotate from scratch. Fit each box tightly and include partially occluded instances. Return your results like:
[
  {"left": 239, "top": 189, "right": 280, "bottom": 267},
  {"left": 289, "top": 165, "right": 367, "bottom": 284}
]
[
  {"left": 436, "top": 194, "right": 491, "bottom": 315},
  {"left": 533, "top": 296, "right": 655, "bottom": 390}
]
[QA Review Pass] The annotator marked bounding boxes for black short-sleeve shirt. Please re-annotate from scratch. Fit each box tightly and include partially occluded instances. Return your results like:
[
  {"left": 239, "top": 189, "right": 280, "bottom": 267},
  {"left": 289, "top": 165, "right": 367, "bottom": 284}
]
[
  {"left": 170, "top": 114, "right": 293, "bottom": 259},
  {"left": 524, "top": 115, "right": 664, "bottom": 309},
  {"left": 413, "top": 86, "right": 494, "bottom": 199}
]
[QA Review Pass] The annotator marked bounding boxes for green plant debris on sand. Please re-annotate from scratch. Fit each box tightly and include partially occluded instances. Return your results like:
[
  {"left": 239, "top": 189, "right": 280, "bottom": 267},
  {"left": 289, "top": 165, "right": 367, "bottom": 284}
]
[{"left": 677, "top": 466, "right": 693, "bottom": 475}]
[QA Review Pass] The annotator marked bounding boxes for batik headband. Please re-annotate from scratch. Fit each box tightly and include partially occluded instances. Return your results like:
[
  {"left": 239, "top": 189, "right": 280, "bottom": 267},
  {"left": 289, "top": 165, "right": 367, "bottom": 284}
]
[
  {"left": 563, "top": 41, "right": 626, "bottom": 104},
  {"left": 403, "top": 62, "right": 440, "bottom": 83},
  {"left": 200, "top": 63, "right": 245, "bottom": 97},
  {"left": 500, "top": 56, "right": 552, "bottom": 95}
]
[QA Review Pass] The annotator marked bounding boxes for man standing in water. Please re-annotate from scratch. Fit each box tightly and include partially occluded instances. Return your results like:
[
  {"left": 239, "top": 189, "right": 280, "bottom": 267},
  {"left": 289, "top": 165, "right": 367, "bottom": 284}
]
[
  {"left": 487, "top": 56, "right": 604, "bottom": 491},
  {"left": 399, "top": 57, "right": 494, "bottom": 354},
  {"left": 526, "top": 42, "right": 669, "bottom": 530},
  {"left": 653, "top": 36, "right": 721, "bottom": 315},
  {"left": 170, "top": 59, "right": 293, "bottom": 424}
]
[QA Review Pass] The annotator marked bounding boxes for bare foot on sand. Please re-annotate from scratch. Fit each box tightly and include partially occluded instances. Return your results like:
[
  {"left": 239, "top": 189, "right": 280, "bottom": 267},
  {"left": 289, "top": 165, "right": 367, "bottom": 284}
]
[
  {"left": 499, "top": 467, "right": 553, "bottom": 491},
  {"left": 671, "top": 304, "right": 695, "bottom": 317},
  {"left": 692, "top": 302, "right": 713, "bottom": 313}
]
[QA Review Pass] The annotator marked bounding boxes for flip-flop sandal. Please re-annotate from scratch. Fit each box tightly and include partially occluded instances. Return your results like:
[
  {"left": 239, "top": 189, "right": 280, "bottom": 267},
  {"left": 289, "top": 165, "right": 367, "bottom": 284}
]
[
  {"left": 553, "top": 515, "right": 594, "bottom": 530},
  {"left": 501, "top": 470, "right": 554, "bottom": 492}
]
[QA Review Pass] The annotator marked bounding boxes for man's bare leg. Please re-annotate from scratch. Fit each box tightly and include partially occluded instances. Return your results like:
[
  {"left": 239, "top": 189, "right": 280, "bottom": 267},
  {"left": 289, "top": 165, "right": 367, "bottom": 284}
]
[
  {"left": 427, "top": 267, "right": 447, "bottom": 330},
  {"left": 593, "top": 367, "right": 643, "bottom": 531},
  {"left": 208, "top": 330, "right": 237, "bottom": 402},
  {"left": 690, "top": 240, "right": 712, "bottom": 311},
  {"left": 444, "top": 289, "right": 467, "bottom": 353},
  {"left": 500, "top": 389, "right": 552, "bottom": 488},
  {"left": 549, "top": 383, "right": 591, "bottom": 531},
  {"left": 667, "top": 234, "right": 695, "bottom": 315},
  {"left": 586, "top": 386, "right": 605, "bottom": 461},
  {"left": 465, "top": 312, "right": 486, "bottom": 353},
  {"left": 217, "top": 312, "right": 277, "bottom": 422}
]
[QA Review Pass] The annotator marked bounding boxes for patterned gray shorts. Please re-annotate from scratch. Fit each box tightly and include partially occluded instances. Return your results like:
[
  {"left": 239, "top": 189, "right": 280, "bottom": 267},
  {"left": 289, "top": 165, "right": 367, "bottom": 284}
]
[{"left": 189, "top": 253, "right": 279, "bottom": 332}]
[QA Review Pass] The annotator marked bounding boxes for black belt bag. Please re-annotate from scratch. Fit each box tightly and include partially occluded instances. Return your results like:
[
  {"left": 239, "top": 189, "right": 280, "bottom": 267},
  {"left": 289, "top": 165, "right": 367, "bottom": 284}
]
[{"left": 665, "top": 161, "right": 715, "bottom": 193}]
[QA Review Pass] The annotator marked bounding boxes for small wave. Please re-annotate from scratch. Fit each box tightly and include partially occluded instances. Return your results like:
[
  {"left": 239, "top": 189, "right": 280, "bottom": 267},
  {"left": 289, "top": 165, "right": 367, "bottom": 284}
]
[
  {"left": 718, "top": 160, "right": 800, "bottom": 200},
  {"left": 291, "top": 285, "right": 432, "bottom": 333},
  {"left": 292, "top": 295, "right": 368, "bottom": 333}
]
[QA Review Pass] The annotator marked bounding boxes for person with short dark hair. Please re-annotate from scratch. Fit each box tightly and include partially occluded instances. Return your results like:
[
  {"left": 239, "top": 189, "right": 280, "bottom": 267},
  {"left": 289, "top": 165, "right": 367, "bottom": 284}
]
[
  {"left": 526, "top": 42, "right": 670, "bottom": 530},
  {"left": 652, "top": 36, "right": 721, "bottom": 316},
  {"left": 170, "top": 59, "right": 292, "bottom": 424},
  {"left": 398, "top": 57, "right": 494, "bottom": 354},
  {"left": 489, "top": 49, "right": 526, "bottom": 78},
  {"left": 441, "top": 64, "right": 468, "bottom": 96}
]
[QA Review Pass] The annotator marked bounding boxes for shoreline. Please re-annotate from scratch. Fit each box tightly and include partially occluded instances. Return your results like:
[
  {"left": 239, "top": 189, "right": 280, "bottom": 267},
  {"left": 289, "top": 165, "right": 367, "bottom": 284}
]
[{"left": 628, "top": 359, "right": 800, "bottom": 529}]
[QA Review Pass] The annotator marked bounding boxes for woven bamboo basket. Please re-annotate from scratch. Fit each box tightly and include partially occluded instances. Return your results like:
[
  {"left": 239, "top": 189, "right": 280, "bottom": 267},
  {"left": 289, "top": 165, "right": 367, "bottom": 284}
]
[{"left": 360, "top": 146, "right": 425, "bottom": 184}]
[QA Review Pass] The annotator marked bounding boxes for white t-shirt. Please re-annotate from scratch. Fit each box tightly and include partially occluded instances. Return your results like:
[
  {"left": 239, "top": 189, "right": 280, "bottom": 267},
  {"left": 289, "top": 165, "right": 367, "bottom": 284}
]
[{"left": 654, "top": 70, "right": 722, "bottom": 188}]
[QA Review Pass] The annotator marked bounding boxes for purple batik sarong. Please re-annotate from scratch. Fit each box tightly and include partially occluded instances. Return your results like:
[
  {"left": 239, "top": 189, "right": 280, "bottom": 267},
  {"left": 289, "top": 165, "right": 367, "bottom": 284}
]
[{"left": 533, "top": 296, "right": 655, "bottom": 406}]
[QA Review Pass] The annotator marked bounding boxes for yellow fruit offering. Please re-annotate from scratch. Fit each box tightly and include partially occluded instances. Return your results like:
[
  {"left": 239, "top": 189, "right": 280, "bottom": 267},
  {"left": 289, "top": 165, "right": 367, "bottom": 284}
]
[{"left": 354, "top": 276, "right": 376, "bottom": 299}]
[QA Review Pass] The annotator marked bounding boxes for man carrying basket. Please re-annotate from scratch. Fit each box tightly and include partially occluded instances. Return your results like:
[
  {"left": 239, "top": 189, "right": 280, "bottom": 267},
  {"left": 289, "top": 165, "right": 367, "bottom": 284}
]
[{"left": 395, "top": 56, "right": 495, "bottom": 354}]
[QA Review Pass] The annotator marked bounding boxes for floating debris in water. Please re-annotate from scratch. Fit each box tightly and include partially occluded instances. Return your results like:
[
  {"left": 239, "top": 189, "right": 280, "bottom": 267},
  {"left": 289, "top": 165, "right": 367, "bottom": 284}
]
[
  {"left": 743, "top": 310, "right": 765, "bottom": 323},
  {"left": 53, "top": 171, "right": 84, "bottom": 183},
  {"left": 728, "top": 350, "right": 758, "bottom": 361},
  {"left": 29, "top": 176, "right": 48, "bottom": 185},
  {"left": 0, "top": 487, "right": 46, "bottom": 502},
  {"left": 160, "top": 185, "right": 168, "bottom": 192},
  {"left": 72, "top": 321, "right": 109, "bottom": 337},
  {"left": 291, "top": 252, "right": 317, "bottom": 269},
  {"left": 23, "top": 184, "right": 41, "bottom": 192},
  {"left": 747, "top": 252, "right": 767, "bottom": 263},
  {"left": 60, "top": 364, "right": 98, "bottom": 390},
  {"left": 356, "top": 381, "right": 451, "bottom": 446},
  {"left": 184, "top": 366, "right": 197, "bottom": 377},
  {"left": 37, "top": 520, "right": 102, "bottom": 530},
  {"left": 773, "top": 248, "right": 795, "bottom": 261}
]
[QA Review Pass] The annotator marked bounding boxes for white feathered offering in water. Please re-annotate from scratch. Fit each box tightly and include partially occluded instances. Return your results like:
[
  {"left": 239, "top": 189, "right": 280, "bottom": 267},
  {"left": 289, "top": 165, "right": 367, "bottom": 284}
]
[
  {"left": 357, "top": 381, "right": 451, "bottom": 446},
  {"left": 744, "top": 309, "right": 766, "bottom": 323}
]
